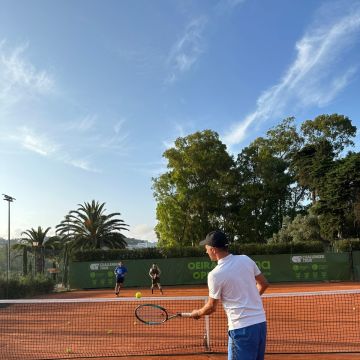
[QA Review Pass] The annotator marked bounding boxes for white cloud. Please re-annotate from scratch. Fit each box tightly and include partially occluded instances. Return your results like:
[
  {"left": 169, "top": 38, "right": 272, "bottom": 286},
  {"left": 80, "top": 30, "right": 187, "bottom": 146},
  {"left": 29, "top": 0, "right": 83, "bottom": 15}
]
[
  {"left": 13, "top": 127, "right": 58, "bottom": 156},
  {"left": 7, "top": 126, "right": 101, "bottom": 172},
  {"left": 165, "top": 16, "right": 207, "bottom": 84},
  {"left": 65, "top": 114, "right": 97, "bottom": 132},
  {"left": 223, "top": 4, "right": 360, "bottom": 146},
  {"left": 100, "top": 119, "right": 129, "bottom": 151},
  {"left": 0, "top": 41, "right": 54, "bottom": 106},
  {"left": 63, "top": 157, "right": 100, "bottom": 173},
  {"left": 114, "top": 119, "right": 126, "bottom": 134},
  {"left": 0, "top": 42, "right": 130, "bottom": 172}
]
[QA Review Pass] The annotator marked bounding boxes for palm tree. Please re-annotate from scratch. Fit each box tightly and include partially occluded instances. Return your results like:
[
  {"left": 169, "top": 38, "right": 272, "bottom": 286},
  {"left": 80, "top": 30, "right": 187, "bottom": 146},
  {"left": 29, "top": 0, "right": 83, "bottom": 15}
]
[
  {"left": 55, "top": 200, "right": 129, "bottom": 250},
  {"left": 12, "top": 241, "right": 30, "bottom": 276},
  {"left": 21, "top": 226, "right": 51, "bottom": 274}
]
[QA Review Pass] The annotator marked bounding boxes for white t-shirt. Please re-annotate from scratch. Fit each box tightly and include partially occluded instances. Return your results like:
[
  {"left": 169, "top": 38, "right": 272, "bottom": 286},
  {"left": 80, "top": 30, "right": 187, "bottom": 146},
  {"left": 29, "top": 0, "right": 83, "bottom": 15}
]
[{"left": 208, "top": 253, "right": 266, "bottom": 330}]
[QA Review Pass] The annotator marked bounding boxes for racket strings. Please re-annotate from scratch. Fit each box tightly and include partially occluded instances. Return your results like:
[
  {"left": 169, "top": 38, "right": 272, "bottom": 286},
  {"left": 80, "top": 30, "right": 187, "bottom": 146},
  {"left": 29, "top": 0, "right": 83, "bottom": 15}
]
[{"left": 137, "top": 306, "right": 167, "bottom": 323}]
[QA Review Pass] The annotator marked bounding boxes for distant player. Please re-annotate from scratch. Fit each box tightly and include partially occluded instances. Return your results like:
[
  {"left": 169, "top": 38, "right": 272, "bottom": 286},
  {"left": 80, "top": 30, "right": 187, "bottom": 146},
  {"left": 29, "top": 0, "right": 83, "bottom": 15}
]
[
  {"left": 114, "top": 261, "right": 127, "bottom": 296},
  {"left": 149, "top": 263, "right": 163, "bottom": 294}
]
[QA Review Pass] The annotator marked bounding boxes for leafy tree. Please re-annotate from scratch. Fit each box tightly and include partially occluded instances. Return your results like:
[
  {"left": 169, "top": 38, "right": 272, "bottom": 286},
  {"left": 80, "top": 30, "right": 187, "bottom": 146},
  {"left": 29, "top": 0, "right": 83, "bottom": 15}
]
[
  {"left": 265, "top": 117, "right": 308, "bottom": 215},
  {"left": 153, "top": 130, "right": 235, "bottom": 246},
  {"left": 234, "top": 140, "right": 292, "bottom": 242},
  {"left": 314, "top": 152, "right": 360, "bottom": 240},
  {"left": 301, "top": 114, "right": 356, "bottom": 156},
  {"left": 271, "top": 214, "right": 324, "bottom": 244},
  {"left": 266, "top": 117, "right": 304, "bottom": 160},
  {"left": 56, "top": 200, "right": 128, "bottom": 250},
  {"left": 291, "top": 139, "right": 335, "bottom": 203},
  {"left": 290, "top": 114, "right": 356, "bottom": 204}
]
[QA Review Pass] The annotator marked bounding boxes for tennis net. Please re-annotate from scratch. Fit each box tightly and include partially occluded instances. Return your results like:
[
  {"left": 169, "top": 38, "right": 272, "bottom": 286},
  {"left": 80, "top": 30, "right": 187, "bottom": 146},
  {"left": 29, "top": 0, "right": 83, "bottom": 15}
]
[{"left": 1, "top": 290, "right": 360, "bottom": 359}]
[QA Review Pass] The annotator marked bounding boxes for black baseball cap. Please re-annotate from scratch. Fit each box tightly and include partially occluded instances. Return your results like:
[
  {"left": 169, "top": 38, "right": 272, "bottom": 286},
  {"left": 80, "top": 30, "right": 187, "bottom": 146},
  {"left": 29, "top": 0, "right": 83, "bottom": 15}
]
[{"left": 200, "top": 230, "right": 229, "bottom": 248}]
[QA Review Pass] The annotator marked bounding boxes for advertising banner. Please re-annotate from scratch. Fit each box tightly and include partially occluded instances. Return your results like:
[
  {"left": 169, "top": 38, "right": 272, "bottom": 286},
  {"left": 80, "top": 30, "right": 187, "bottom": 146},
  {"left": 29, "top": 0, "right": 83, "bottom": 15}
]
[{"left": 69, "top": 253, "right": 352, "bottom": 289}]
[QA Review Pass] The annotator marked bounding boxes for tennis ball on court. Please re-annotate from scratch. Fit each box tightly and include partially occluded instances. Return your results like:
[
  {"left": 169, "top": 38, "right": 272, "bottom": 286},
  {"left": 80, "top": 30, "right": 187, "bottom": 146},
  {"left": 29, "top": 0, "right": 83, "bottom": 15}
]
[
  {"left": 65, "top": 347, "right": 72, "bottom": 354},
  {"left": 107, "top": 329, "right": 113, "bottom": 334},
  {"left": 135, "top": 291, "right": 142, "bottom": 299}
]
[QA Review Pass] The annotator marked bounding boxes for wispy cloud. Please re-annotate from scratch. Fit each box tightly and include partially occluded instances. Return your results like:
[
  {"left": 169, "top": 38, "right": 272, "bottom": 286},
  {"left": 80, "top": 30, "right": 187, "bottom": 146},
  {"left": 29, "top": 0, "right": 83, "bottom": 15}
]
[
  {"left": 162, "top": 121, "right": 190, "bottom": 150},
  {"left": 12, "top": 126, "right": 58, "bottom": 156},
  {"left": 62, "top": 156, "right": 100, "bottom": 173},
  {"left": 215, "top": 0, "right": 246, "bottom": 12},
  {"left": 165, "top": 16, "right": 207, "bottom": 84},
  {"left": 65, "top": 114, "right": 97, "bottom": 132},
  {"left": 0, "top": 41, "right": 54, "bottom": 107},
  {"left": 100, "top": 118, "right": 129, "bottom": 151},
  {"left": 0, "top": 42, "right": 130, "bottom": 172},
  {"left": 8, "top": 126, "right": 101, "bottom": 172},
  {"left": 223, "top": 2, "right": 360, "bottom": 146}
]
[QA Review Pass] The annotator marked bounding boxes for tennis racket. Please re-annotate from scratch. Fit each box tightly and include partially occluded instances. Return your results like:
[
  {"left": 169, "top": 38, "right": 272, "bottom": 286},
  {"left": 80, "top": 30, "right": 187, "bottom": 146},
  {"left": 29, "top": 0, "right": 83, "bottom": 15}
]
[{"left": 135, "top": 304, "right": 192, "bottom": 325}]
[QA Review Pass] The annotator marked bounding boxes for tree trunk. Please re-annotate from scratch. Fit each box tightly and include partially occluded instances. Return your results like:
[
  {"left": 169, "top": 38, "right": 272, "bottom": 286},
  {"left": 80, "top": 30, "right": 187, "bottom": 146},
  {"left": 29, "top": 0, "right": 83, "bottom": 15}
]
[{"left": 23, "top": 248, "right": 28, "bottom": 276}]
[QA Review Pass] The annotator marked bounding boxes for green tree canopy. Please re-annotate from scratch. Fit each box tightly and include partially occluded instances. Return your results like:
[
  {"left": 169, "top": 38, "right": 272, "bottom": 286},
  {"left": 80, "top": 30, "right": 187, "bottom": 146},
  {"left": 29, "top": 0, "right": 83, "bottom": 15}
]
[{"left": 153, "top": 130, "right": 235, "bottom": 247}]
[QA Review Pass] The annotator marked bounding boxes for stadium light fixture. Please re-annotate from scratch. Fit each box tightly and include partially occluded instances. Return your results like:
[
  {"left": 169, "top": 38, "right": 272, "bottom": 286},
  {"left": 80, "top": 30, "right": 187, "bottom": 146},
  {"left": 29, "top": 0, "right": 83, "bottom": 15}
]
[{"left": 2, "top": 194, "right": 15, "bottom": 284}]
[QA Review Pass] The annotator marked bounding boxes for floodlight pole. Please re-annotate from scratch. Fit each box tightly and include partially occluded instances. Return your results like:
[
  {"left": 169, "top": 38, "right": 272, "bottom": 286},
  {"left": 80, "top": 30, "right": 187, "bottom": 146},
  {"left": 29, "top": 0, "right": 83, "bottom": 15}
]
[{"left": 2, "top": 194, "right": 15, "bottom": 284}]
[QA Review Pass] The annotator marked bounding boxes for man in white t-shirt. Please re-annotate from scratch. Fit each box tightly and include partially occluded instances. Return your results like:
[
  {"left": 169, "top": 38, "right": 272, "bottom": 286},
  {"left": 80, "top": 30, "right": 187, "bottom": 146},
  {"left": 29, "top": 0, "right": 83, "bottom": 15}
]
[{"left": 190, "top": 230, "right": 269, "bottom": 360}]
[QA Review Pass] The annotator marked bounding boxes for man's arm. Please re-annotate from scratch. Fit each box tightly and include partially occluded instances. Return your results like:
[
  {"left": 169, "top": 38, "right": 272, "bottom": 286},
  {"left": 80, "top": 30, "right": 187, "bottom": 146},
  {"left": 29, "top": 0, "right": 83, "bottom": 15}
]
[
  {"left": 190, "top": 297, "right": 219, "bottom": 319},
  {"left": 255, "top": 273, "right": 269, "bottom": 295}
]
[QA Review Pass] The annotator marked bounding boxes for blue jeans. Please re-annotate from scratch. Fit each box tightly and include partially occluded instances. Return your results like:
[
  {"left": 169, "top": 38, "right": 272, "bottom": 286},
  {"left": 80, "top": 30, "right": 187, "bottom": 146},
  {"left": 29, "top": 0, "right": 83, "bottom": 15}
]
[{"left": 228, "top": 321, "right": 266, "bottom": 360}]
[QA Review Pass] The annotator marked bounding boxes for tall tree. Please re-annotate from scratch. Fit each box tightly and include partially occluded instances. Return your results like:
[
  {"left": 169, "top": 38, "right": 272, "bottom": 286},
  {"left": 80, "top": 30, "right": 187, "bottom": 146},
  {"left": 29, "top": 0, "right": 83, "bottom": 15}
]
[
  {"left": 314, "top": 152, "right": 360, "bottom": 240},
  {"left": 56, "top": 200, "right": 129, "bottom": 250},
  {"left": 291, "top": 139, "right": 335, "bottom": 203},
  {"left": 153, "top": 130, "right": 235, "bottom": 247},
  {"left": 234, "top": 140, "right": 292, "bottom": 242},
  {"left": 265, "top": 117, "right": 307, "bottom": 216},
  {"left": 301, "top": 114, "right": 356, "bottom": 156}
]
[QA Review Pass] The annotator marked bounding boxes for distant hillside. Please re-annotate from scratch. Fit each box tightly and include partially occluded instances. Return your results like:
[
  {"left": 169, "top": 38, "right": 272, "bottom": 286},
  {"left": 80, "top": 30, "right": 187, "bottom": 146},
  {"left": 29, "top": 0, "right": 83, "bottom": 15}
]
[
  {"left": 0, "top": 236, "right": 156, "bottom": 247},
  {"left": 125, "top": 237, "right": 157, "bottom": 248}
]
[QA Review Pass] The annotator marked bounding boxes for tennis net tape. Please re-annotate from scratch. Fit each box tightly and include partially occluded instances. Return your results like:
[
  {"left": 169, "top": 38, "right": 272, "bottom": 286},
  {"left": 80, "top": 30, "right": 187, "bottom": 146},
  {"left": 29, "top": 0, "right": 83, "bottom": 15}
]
[{"left": 1, "top": 290, "right": 360, "bottom": 359}]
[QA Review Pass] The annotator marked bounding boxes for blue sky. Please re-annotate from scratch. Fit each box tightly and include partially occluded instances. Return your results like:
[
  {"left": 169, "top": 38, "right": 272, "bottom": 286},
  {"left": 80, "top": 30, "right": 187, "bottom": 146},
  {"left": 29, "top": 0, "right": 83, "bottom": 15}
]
[{"left": 1, "top": 0, "right": 360, "bottom": 242}]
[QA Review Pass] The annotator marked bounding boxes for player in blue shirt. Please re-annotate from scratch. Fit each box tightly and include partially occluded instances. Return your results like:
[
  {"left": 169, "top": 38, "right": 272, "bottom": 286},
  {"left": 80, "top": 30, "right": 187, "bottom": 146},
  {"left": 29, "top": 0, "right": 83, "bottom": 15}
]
[{"left": 114, "top": 261, "right": 128, "bottom": 296}]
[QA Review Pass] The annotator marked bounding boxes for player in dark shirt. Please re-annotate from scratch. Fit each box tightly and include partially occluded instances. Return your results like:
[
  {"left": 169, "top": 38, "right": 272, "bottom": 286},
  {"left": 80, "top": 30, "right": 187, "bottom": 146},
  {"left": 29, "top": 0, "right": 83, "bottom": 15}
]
[{"left": 149, "top": 263, "right": 163, "bottom": 294}]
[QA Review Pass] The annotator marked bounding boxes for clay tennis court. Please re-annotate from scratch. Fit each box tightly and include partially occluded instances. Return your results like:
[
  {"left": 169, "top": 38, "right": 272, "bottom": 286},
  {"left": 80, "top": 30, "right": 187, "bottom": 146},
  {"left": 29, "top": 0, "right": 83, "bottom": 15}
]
[{"left": 2, "top": 282, "right": 360, "bottom": 359}]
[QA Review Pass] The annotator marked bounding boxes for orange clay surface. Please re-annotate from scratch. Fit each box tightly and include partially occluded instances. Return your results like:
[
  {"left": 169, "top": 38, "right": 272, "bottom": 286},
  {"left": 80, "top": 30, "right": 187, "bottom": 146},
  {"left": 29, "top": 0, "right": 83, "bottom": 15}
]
[{"left": 36, "top": 281, "right": 360, "bottom": 360}]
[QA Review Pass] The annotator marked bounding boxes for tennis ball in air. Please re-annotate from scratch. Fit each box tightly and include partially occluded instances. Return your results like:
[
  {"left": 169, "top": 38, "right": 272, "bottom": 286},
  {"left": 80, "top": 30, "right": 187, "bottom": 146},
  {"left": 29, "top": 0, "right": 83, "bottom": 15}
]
[
  {"left": 135, "top": 291, "right": 142, "bottom": 299},
  {"left": 107, "top": 329, "right": 113, "bottom": 334}
]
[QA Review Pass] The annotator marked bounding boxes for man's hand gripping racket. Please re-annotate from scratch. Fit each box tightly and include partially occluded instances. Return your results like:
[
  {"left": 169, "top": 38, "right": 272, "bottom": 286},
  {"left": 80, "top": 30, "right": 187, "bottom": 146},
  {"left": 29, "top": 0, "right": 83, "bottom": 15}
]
[{"left": 135, "top": 304, "right": 192, "bottom": 325}]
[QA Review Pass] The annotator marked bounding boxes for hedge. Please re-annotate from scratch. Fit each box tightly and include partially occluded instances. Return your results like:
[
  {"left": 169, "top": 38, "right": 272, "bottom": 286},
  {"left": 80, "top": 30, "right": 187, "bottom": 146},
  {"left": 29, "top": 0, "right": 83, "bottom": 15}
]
[
  {"left": 71, "top": 241, "right": 325, "bottom": 262},
  {"left": 0, "top": 275, "right": 55, "bottom": 299}
]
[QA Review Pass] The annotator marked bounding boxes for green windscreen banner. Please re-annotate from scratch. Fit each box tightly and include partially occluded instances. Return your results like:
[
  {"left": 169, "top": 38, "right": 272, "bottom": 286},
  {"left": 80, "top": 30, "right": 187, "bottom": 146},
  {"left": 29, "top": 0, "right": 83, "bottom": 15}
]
[
  {"left": 351, "top": 251, "right": 360, "bottom": 280},
  {"left": 69, "top": 253, "right": 351, "bottom": 289}
]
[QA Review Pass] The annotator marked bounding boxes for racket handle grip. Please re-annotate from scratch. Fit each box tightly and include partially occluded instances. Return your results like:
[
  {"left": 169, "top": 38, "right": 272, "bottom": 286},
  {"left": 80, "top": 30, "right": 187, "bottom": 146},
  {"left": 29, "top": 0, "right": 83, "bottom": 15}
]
[{"left": 180, "top": 312, "right": 192, "bottom": 317}]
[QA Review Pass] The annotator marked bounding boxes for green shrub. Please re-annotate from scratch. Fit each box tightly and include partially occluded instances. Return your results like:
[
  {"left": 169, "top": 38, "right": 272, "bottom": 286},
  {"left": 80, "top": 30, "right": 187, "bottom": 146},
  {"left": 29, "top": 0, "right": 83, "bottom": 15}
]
[
  {"left": 0, "top": 274, "right": 55, "bottom": 299},
  {"left": 332, "top": 239, "right": 360, "bottom": 252}
]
